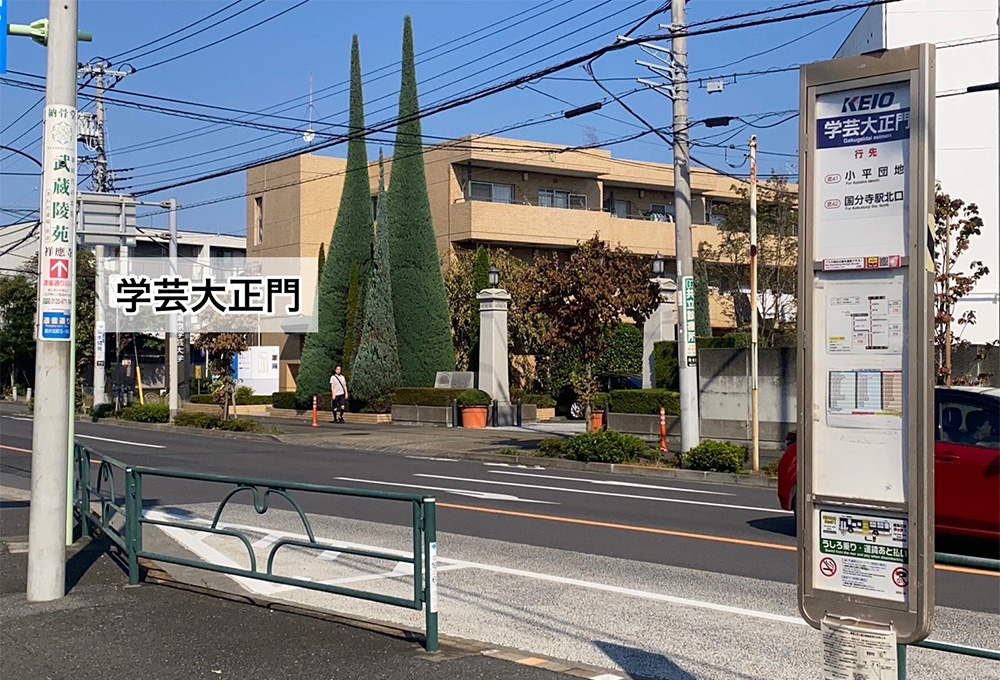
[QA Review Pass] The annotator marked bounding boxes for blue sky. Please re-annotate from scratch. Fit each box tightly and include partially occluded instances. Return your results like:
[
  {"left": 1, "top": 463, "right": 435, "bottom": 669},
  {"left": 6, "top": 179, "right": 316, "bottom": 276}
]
[{"left": 1, "top": 1, "right": 865, "bottom": 235}]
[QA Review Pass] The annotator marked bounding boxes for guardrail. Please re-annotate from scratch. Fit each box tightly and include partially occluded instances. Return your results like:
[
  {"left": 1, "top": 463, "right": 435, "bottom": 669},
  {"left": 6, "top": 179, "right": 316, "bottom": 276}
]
[{"left": 73, "top": 444, "right": 440, "bottom": 652}]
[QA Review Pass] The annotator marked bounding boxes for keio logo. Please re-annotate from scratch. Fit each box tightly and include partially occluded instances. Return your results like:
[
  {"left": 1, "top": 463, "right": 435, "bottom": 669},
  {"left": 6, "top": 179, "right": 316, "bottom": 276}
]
[{"left": 842, "top": 91, "right": 895, "bottom": 113}]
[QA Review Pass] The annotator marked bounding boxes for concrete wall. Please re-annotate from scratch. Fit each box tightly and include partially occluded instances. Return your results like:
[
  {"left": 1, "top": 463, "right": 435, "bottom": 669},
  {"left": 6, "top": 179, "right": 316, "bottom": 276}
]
[{"left": 698, "top": 347, "right": 796, "bottom": 449}]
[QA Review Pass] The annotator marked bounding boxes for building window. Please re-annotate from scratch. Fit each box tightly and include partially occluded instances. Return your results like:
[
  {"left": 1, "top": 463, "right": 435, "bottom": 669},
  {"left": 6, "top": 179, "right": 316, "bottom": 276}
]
[
  {"left": 612, "top": 199, "right": 630, "bottom": 219},
  {"left": 706, "top": 198, "right": 728, "bottom": 226},
  {"left": 254, "top": 196, "right": 264, "bottom": 244},
  {"left": 539, "top": 188, "right": 569, "bottom": 209},
  {"left": 650, "top": 203, "right": 675, "bottom": 222},
  {"left": 469, "top": 181, "right": 514, "bottom": 204},
  {"left": 569, "top": 194, "right": 587, "bottom": 209}
]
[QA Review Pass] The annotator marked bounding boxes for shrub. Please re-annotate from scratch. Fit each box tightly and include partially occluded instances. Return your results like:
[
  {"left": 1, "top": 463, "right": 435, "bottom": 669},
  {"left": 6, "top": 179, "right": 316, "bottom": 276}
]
[
  {"left": 497, "top": 447, "right": 519, "bottom": 456},
  {"left": 536, "top": 438, "right": 568, "bottom": 458},
  {"left": 173, "top": 412, "right": 222, "bottom": 429},
  {"left": 698, "top": 332, "right": 751, "bottom": 349},
  {"left": 120, "top": 404, "right": 170, "bottom": 423},
  {"left": 760, "top": 461, "right": 780, "bottom": 477},
  {"left": 563, "top": 430, "right": 649, "bottom": 464},
  {"left": 591, "top": 392, "right": 610, "bottom": 411},
  {"left": 90, "top": 403, "right": 115, "bottom": 419},
  {"left": 458, "top": 389, "right": 491, "bottom": 407},
  {"left": 236, "top": 385, "right": 255, "bottom": 400},
  {"left": 595, "top": 323, "right": 643, "bottom": 376},
  {"left": 609, "top": 389, "right": 680, "bottom": 415},
  {"left": 392, "top": 388, "right": 464, "bottom": 407},
  {"left": 190, "top": 393, "right": 272, "bottom": 406},
  {"left": 652, "top": 340, "right": 678, "bottom": 390},
  {"left": 271, "top": 392, "right": 297, "bottom": 410},
  {"left": 682, "top": 440, "right": 746, "bottom": 473},
  {"left": 509, "top": 389, "right": 556, "bottom": 409},
  {"left": 218, "top": 418, "right": 263, "bottom": 432}
]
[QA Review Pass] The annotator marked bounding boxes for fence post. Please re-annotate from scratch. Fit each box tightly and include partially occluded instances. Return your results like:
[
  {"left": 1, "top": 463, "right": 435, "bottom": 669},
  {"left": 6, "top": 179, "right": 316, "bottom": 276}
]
[
  {"left": 125, "top": 468, "right": 140, "bottom": 585},
  {"left": 516, "top": 399, "right": 522, "bottom": 427},
  {"left": 423, "top": 498, "right": 439, "bottom": 653},
  {"left": 452, "top": 399, "right": 460, "bottom": 428},
  {"left": 897, "top": 644, "right": 906, "bottom": 680},
  {"left": 75, "top": 445, "right": 91, "bottom": 537}
]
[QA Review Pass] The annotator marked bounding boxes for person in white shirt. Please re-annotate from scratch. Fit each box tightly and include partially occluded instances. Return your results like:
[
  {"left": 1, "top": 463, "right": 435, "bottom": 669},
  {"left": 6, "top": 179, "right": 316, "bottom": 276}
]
[{"left": 330, "top": 366, "right": 348, "bottom": 423}]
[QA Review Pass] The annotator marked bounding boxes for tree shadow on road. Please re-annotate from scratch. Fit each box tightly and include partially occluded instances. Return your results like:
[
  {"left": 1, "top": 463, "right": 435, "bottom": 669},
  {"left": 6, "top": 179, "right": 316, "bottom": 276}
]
[
  {"left": 594, "top": 640, "right": 697, "bottom": 680},
  {"left": 746, "top": 515, "right": 796, "bottom": 538}
]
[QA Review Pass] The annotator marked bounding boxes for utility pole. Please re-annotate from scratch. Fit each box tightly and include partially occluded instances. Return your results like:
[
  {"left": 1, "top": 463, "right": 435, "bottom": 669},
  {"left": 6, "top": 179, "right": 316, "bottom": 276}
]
[
  {"left": 27, "top": 0, "right": 80, "bottom": 603},
  {"left": 167, "top": 198, "right": 179, "bottom": 417},
  {"left": 749, "top": 135, "right": 759, "bottom": 471},
  {"left": 670, "top": 0, "right": 700, "bottom": 452}
]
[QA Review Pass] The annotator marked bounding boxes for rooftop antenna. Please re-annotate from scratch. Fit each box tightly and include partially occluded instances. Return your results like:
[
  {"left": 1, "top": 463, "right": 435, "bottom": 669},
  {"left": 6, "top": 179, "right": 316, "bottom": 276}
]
[{"left": 303, "top": 73, "right": 316, "bottom": 144}]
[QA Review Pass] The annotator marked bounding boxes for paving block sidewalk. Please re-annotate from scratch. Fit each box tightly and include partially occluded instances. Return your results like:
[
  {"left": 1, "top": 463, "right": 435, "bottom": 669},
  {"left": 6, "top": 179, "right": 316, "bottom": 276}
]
[{"left": 0, "top": 503, "right": 562, "bottom": 680}]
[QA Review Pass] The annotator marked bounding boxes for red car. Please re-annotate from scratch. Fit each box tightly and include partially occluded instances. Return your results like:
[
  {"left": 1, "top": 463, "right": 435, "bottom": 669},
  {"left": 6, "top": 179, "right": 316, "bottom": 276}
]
[{"left": 778, "top": 387, "right": 1000, "bottom": 542}]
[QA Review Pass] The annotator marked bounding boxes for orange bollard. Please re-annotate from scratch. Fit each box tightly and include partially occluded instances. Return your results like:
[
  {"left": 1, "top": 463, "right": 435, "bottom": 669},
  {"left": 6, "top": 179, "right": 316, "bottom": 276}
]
[
  {"left": 659, "top": 407, "right": 668, "bottom": 454},
  {"left": 312, "top": 395, "right": 319, "bottom": 427}
]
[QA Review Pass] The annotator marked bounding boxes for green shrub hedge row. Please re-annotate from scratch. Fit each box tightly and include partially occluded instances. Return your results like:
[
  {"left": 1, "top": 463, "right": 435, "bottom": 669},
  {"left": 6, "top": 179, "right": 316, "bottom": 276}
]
[
  {"left": 682, "top": 440, "right": 746, "bottom": 473},
  {"left": 392, "top": 388, "right": 465, "bottom": 407},
  {"left": 534, "top": 430, "right": 651, "bottom": 464},
  {"left": 509, "top": 390, "right": 557, "bottom": 409},
  {"left": 172, "top": 413, "right": 263, "bottom": 432},
  {"left": 119, "top": 404, "right": 171, "bottom": 423},
  {"left": 189, "top": 394, "right": 273, "bottom": 405},
  {"left": 609, "top": 389, "right": 680, "bottom": 415}
]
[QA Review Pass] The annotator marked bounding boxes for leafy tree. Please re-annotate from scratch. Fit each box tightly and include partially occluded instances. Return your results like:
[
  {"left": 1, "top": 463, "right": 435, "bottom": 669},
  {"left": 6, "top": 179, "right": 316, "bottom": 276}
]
[
  {"left": 595, "top": 323, "right": 643, "bottom": 376},
  {"left": 700, "top": 174, "right": 797, "bottom": 345},
  {"left": 297, "top": 35, "right": 374, "bottom": 402},
  {"left": 386, "top": 16, "right": 455, "bottom": 386},
  {"left": 342, "top": 262, "right": 361, "bottom": 378},
  {"left": 194, "top": 333, "right": 248, "bottom": 419},
  {"left": 525, "top": 236, "right": 658, "bottom": 428},
  {"left": 0, "top": 273, "right": 36, "bottom": 390},
  {"left": 352, "top": 153, "right": 403, "bottom": 409},
  {"left": 468, "top": 247, "right": 490, "bottom": 371},
  {"left": 934, "top": 185, "right": 991, "bottom": 385}
]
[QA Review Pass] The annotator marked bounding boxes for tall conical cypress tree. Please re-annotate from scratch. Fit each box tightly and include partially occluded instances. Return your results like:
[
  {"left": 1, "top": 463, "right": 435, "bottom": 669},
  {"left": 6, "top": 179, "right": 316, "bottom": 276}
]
[
  {"left": 297, "top": 35, "right": 373, "bottom": 403},
  {"left": 387, "top": 16, "right": 455, "bottom": 386},
  {"left": 353, "top": 152, "right": 403, "bottom": 405},
  {"left": 316, "top": 243, "right": 326, "bottom": 283}
]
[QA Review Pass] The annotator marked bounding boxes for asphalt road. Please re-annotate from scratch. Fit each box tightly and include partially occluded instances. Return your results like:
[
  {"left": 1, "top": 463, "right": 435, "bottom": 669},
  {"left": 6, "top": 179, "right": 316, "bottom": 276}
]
[{"left": 1, "top": 410, "right": 996, "bottom": 615}]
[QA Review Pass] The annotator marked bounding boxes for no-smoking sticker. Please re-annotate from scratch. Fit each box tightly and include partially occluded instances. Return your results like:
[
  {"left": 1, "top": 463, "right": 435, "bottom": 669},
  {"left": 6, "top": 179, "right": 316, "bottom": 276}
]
[
  {"left": 820, "top": 557, "right": 838, "bottom": 577},
  {"left": 892, "top": 567, "right": 908, "bottom": 588}
]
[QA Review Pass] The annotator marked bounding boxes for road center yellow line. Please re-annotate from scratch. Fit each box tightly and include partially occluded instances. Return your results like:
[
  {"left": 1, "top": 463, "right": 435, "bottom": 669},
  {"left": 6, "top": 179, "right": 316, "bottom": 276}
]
[{"left": 437, "top": 503, "right": 999, "bottom": 578}]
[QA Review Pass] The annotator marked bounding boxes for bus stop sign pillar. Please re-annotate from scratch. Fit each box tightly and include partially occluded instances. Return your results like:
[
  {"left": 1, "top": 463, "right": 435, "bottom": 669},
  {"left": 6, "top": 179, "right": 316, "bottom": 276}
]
[{"left": 797, "top": 43, "right": 936, "bottom": 651}]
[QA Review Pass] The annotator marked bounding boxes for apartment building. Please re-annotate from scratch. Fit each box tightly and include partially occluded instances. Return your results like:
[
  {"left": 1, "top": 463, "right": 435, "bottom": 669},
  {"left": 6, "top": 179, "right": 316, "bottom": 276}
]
[{"left": 246, "top": 136, "right": 756, "bottom": 390}]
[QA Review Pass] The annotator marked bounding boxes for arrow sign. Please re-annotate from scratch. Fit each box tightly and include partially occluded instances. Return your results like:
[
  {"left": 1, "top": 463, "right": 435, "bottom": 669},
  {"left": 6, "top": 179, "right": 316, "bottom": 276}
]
[{"left": 49, "top": 258, "right": 70, "bottom": 279}]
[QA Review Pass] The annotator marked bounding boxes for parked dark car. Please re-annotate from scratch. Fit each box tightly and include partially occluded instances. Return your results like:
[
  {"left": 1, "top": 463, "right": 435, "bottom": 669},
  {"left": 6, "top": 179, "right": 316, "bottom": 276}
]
[
  {"left": 564, "top": 374, "right": 642, "bottom": 419},
  {"left": 778, "top": 387, "right": 1000, "bottom": 542}
]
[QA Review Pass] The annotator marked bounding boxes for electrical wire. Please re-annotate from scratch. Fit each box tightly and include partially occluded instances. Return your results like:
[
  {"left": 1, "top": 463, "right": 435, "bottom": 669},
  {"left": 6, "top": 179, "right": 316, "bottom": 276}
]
[{"left": 107, "top": 0, "right": 248, "bottom": 62}]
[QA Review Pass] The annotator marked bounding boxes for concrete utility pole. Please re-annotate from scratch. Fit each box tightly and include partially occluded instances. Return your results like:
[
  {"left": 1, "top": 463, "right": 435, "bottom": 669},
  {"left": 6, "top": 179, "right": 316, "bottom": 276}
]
[
  {"left": 77, "top": 61, "right": 129, "bottom": 193},
  {"left": 27, "top": 0, "right": 80, "bottom": 603},
  {"left": 749, "top": 135, "right": 759, "bottom": 471},
  {"left": 167, "top": 198, "right": 179, "bottom": 417},
  {"left": 670, "top": 0, "right": 700, "bottom": 452}
]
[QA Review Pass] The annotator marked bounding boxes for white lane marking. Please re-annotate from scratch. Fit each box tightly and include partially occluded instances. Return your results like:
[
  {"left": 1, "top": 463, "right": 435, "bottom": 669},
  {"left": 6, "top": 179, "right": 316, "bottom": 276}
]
[
  {"left": 145, "top": 511, "right": 806, "bottom": 626},
  {"left": 334, "top": 477, "right": 560, "bottom": 505},
  {"left": 76, "top": 434, "right": 165, "bottom": 449},
  {"left": 252, "top": 534, "right": 281, "bottom": 550},
  {"left": 317, "top": 550, "right": 342, "bottom": 562},
  {"left": 414, "top": 474, "right": 791, "bottom": 515},
  {"left": 405, "top": 456, "right": 460, "bottom": 462},
  {"left": 1, "top": 415, "right": 32, "bottom": 422},
  {"left": 483, "top": 462, "right": 546, "bottom": 470},
  {"left": 488, "top": 470, "right": 734, "bottom": 496}
]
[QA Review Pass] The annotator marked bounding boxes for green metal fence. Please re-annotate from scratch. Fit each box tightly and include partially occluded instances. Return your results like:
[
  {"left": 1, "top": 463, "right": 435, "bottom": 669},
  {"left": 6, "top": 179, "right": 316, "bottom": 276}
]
[{"left": 73, "top": 445, "right": 440, "bottom": 652}]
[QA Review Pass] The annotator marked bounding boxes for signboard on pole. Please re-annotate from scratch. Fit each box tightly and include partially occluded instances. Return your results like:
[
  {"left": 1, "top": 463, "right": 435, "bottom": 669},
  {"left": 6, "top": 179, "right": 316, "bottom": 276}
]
[
  {"left": 680, "top": 276, "right": 696, "bottom": 366},
  {"left": 797, "top": 45, "right": 935, "bottom": 644},
  {"left": 37, "top": 105, "right": 79, "bottom": 342}
]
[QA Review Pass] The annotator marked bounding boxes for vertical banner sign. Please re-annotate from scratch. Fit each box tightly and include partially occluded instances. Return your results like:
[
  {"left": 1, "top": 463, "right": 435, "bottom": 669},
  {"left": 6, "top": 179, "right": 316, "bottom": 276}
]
[
  {"left": 38, "top": 105, "right": 79, "bottom": 342},
  {"left": 798, "top": 45, "right": 935, "bottom": 646},
  {"left": 681, "top": 276, "right": 696, "bottom": 366}
]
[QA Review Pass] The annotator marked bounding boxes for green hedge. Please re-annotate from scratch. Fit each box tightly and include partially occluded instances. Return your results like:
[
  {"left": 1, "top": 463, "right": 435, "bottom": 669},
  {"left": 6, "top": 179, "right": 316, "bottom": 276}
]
[
  {"left": 510, "top": 390, "right": 557, "bottom": 409},
  {"left": 120, "top": 404, "right": 170, "bottom": 423},
  {"left": 592, "top": 392, "right": 610, "bottom": 411},
  {"left": 698, "top": 333, "right": 750, "bottom": 349},
  {"left": 190, "top": 394, "right": 273, "bottom": 405},
  {"left": 271, "top": 392, "right": 333, "bottom": 411},
  {"left": 392, "top": 388, "right": 465, "bottom": 407},
  {"left": 609, "top": 389, "right": 680, "bottom": 415},
  {"left": 564, "top": 430, "right": 650, "bottom": 464},
  {"left": 90, "top": 403, "right": 115, "bottom": 419},
  {"left": 682, "top": 439, "right": 746, "bottom": 473},
  {"left": 173, "top": 412, "right": 263, "bottom": 433},
  {"left": 652, "top": 341, "right": 679, "bottom": 390}
]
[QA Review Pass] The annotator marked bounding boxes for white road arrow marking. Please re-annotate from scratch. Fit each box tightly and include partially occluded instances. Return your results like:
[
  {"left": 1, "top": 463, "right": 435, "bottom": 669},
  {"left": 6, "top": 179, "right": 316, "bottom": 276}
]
[
  {"left": 414, "top": 474, "right": 790, "bottom": 514},
  {"left": 488, "top": 471, "right": 734, "bottom": 496},
  {"left": 334, "top": 477, "right": 559, "bottom": 505}
]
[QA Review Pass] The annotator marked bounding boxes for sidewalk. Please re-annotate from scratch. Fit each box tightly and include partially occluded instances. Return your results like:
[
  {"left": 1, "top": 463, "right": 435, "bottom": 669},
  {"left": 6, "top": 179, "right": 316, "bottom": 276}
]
[{"left": 0, "top": 499, "right": 561, "bottom": 680}]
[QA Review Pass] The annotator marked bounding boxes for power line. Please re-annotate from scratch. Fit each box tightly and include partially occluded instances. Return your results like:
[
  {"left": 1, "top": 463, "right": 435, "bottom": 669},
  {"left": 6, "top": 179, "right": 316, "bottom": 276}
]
[
  {"left": 133, "top": 0, "right": 895, "bottom": 197},
  {"left": 107, "top": 0, "right": 248, "bottom": 62},
  {"left": 135, "top": 0, "right": 310, "bottom": 72}
]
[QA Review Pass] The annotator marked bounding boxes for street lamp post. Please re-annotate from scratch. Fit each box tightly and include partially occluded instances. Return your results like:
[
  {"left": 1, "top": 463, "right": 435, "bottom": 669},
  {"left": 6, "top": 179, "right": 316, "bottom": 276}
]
[
  {"left": 477, "top": 266, "right": 511, "bottom": 424},
  {"left": 642, "top": 253, "right": 677, "bottom": 391}
]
